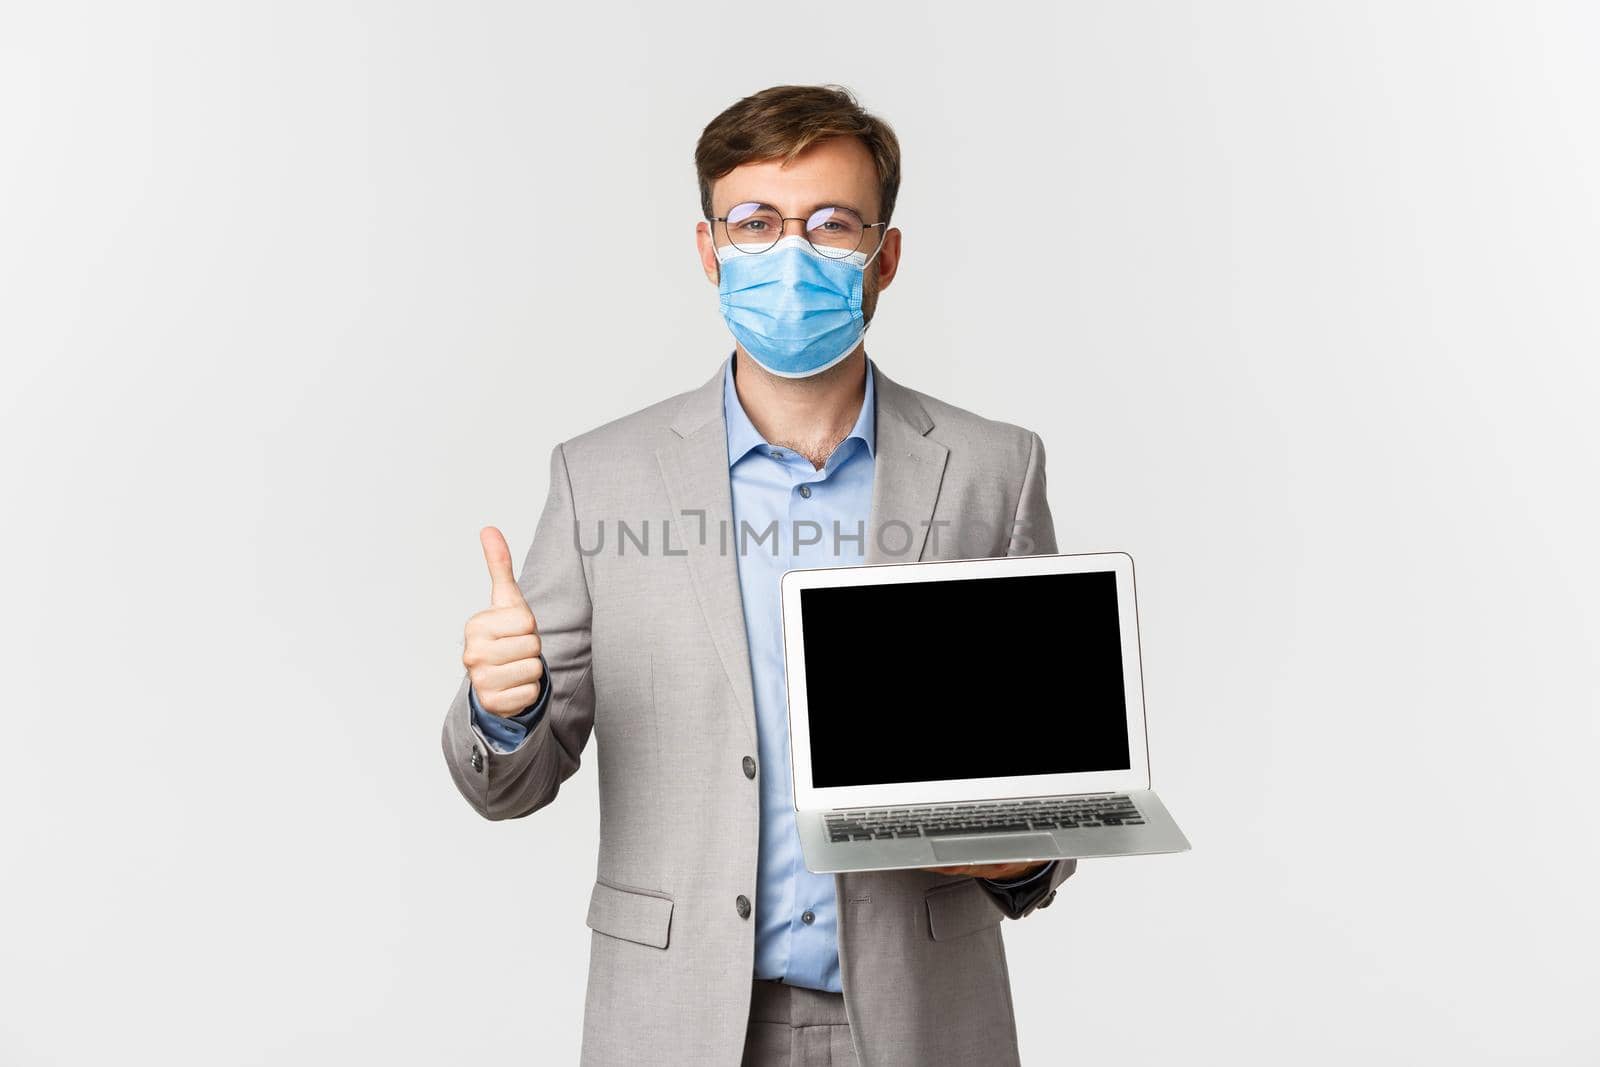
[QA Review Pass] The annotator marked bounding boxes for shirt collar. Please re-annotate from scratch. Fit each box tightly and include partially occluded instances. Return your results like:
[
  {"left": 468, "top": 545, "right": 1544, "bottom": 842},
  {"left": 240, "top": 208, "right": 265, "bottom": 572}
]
[{"left": 721, "top": 352, "right": 877, "bottom": 469}]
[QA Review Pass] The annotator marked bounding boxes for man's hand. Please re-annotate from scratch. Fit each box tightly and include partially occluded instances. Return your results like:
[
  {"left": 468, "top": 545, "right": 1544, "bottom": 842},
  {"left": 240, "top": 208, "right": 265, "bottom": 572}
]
[
  {"left": 923, "top": 862, "right": 1048, "bottom": 880},
  {"left": 462, "top": 526, "right": 545, "bottom": 717}
]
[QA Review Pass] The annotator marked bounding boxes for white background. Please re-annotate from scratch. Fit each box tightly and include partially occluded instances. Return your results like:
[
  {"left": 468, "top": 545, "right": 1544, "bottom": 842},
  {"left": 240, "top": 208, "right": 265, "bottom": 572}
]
[{"left": 2, "top": 2, "right": 1596, "bottom": 1064}]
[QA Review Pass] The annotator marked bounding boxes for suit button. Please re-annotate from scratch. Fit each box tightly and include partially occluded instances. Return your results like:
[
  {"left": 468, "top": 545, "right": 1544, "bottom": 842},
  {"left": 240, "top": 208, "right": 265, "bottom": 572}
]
[
  {"left": 742, "top": 755, "right": 757, "bottom": 779},
  {"left": 736, "top": 895, "right": 751, "bottom": 919},
  {"left": 470, "top": 745, "right": 484, "bottom": 773},
  {"left": 1038, "top": 889, "right": 1057, "bottom": 909}
]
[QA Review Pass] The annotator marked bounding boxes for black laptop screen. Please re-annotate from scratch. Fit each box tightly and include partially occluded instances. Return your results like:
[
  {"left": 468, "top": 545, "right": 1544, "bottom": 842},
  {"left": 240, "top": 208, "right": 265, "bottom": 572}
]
[{"left": 798, "top": 569, "right": 1132, "bottom": 789}]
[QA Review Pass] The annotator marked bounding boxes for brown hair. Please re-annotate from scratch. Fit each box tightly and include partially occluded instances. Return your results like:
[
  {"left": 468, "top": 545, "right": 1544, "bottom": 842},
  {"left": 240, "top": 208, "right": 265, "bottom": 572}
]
[{"left": 695, "top": 84, "right": 902, "bottom": 225}]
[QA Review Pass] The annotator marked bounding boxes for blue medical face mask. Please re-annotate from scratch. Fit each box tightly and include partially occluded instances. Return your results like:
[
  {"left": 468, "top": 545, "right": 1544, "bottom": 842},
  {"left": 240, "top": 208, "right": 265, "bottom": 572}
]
[{"left": 715, "top": 234, "right": 881, "bottom": 378}]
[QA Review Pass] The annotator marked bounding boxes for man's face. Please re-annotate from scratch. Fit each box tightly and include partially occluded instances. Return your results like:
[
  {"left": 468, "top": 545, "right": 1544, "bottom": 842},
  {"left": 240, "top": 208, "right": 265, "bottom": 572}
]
[{"left": 697, "top": 135, "right": 902, "bottom": 327}]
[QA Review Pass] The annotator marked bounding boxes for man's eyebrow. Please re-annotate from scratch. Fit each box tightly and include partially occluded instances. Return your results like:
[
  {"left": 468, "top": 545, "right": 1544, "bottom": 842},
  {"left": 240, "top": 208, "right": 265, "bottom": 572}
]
[
  {"left": 724, "top": 198, "right": 869, "bottom": 218},
  {"left": 799, "top": 200, "right": 867, "bottom": 217}
]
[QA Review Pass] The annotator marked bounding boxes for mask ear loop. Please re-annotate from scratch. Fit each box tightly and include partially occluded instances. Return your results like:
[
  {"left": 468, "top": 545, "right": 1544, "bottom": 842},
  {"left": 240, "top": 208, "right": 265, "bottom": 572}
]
[
  {"left": 858, "top": 225, "right": 887, "bottom": 336},
  {"left": 862, "top": 226, "right": 887, "bottom": 270},
  {"left": 707, "top": 216, "right": 726, "bottom": 282}
]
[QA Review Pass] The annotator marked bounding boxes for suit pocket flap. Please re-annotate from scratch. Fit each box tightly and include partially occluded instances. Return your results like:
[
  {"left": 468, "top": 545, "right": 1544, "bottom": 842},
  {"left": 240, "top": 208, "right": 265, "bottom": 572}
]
[
  {"left": 925, "top": 878, "right": 1004, "bottom": 942},
  {"left": 586, "top": 879, "right": 674, "bottom": 949}
]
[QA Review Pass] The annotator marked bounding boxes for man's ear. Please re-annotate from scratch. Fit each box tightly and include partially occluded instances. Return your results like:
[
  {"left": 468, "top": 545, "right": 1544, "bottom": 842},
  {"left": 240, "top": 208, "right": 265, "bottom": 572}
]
[
  {"left": 873, "top": 226, "right": 903, "bottom": 291},
  {"left": 696, "top": 221, "right": 720, "bottom": 285}
]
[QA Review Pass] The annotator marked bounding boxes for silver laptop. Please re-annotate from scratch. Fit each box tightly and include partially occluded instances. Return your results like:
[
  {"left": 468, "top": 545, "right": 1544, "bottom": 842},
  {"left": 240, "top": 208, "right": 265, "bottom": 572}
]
[{"left": 779, "top": 550, "right": 1190, "bottom": 874}]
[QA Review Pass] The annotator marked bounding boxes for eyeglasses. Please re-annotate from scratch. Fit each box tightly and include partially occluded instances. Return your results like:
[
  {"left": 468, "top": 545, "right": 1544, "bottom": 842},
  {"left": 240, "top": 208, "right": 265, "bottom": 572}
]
[{"left": 708, "top": 201, "right": 888, "bottom": 259}]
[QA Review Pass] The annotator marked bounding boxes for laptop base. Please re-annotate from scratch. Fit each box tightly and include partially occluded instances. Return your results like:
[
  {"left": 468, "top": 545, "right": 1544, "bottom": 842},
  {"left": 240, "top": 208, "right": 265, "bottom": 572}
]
[{"left": 797, "top": 789, "right": 1191, "bottom": 875}]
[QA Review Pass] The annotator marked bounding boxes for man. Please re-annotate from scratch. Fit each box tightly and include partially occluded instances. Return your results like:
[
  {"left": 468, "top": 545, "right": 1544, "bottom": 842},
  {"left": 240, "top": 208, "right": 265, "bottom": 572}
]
[{"left": 441, "top": 84, "right": 1076, "bottom": 1067}]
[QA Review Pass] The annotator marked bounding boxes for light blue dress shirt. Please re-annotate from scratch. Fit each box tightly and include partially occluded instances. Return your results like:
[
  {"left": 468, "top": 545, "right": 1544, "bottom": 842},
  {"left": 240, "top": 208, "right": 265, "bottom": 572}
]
[
  {"left": 722, "top": 353, "right": 876, "bottom": 992},
  {"left": 467, "top": 353, "right": 1052, "bottom": 990}
]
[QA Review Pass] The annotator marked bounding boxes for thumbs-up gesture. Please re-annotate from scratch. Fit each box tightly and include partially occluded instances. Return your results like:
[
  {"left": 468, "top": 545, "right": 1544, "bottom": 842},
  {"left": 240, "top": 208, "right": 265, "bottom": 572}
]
[{"left": 462, "top": 526, "right": 545, "bottom": 717}]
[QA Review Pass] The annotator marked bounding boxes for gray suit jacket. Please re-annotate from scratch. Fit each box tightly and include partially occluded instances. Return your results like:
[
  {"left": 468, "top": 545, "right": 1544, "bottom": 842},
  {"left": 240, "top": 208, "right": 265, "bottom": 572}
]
[{"left": 441, "top": 357, "right": 1077, "bottom": 1066}]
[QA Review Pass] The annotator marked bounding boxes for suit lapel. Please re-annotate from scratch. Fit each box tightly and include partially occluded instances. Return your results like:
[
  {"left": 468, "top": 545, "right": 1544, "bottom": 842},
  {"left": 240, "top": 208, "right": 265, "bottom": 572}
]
[
  {"left": 655, "top": 362, "right": 758, "bottom": 747},
  {"left": 865, "top": 361, "right": 950, "bottom": 565}
]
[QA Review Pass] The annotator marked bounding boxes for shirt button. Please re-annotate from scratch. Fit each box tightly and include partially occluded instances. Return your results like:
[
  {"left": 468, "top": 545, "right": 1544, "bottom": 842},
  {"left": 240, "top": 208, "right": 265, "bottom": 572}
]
[
  {"left": 769, "top": 449, "right": 783, "bottom": 459},
  {"left": 736, "top": 895, "right": 752, "bottom": 919},
  {"left": 742, "top": 755, "right": 757, "bottom": 779},
  {"left": 798, "top": 484, "right": 812, "bottom": 498},
  {"left": 801, "top": 909, "right": 815, "bottom": 925}
]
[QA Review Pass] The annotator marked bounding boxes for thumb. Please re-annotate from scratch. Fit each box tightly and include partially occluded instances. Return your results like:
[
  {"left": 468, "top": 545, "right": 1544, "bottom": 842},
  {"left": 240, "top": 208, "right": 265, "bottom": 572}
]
[{"left": 480, "top": 526, "right": 529, "bottom": 611}]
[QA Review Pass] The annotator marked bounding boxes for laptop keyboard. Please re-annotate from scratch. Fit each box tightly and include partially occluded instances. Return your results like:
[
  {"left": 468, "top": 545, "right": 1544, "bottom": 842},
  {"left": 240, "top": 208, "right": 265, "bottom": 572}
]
[{"left": 825, "top": 795, "right": 1144, "bottom": 843}]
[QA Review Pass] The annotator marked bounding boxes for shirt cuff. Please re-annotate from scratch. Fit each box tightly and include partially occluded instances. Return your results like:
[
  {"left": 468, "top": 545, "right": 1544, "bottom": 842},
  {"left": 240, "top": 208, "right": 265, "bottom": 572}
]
[
  {"left": 468, "top": 654, "right": 551, "bottom": 754},
  {"left": 981, "top": 859, "right": 1057, "bottom": 889}
]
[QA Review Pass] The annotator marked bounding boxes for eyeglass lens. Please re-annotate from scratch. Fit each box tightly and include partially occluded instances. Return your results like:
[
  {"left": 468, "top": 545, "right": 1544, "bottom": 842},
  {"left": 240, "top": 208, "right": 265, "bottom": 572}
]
[{"left": 719, "top": 202, "right": 875, "bottom": 258}]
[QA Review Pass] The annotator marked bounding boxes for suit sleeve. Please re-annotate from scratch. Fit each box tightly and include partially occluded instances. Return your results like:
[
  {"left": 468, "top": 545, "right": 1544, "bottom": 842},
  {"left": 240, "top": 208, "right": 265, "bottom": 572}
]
[
  {"left": 1004, "top": 428, "right": 1057, "bottom": 556},
  {"left": 977, "top": 428, "right": 1079, "bottom": 919},
  {"left": 441, "top": 442, "right": 596, "bottom": 820}
]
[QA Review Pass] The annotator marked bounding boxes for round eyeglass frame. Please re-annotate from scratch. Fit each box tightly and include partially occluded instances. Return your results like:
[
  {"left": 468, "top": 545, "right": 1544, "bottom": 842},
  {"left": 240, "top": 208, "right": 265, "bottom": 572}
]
[{"left": 708, "top": 202, "right": 889, "bottom": 260}]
